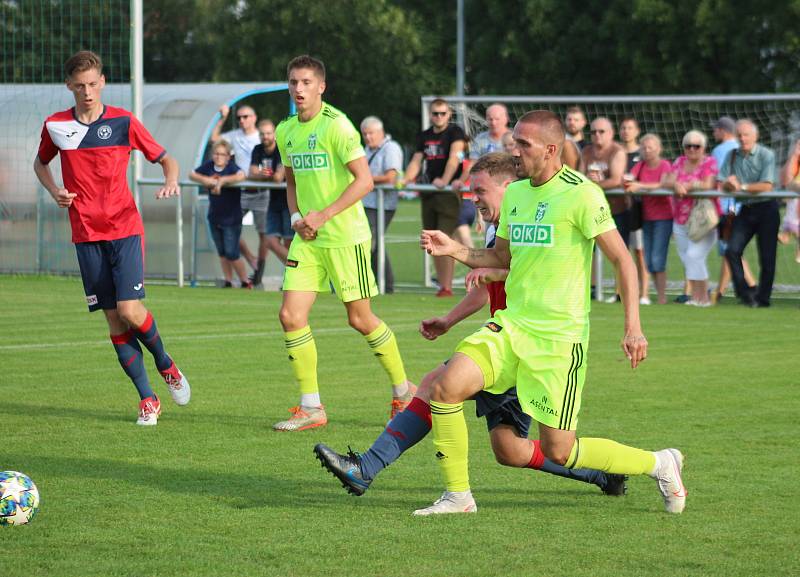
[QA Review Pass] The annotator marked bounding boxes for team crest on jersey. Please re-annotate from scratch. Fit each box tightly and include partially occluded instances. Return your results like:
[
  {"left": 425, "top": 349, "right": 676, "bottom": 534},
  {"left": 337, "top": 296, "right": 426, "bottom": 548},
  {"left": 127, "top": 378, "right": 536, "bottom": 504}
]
[
  {"left": 535, "top": 202, "right": 548, "bottom": 223},
  {"left": 308, "top": 133, "right": 317, "bottom": 150},
  {"left": 286, "top": 139, "right": 293, "bottom": 149},
  {"left": 510, "top": 207, "right": 517, "bottom": 216},
  {"left": 97, "top": 125, "right": 113, "bottom": 140}
]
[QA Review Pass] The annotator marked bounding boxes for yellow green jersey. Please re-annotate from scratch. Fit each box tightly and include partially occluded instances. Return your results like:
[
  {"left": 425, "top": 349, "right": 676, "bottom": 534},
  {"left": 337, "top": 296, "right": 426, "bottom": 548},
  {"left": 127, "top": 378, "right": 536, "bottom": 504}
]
[
  {"left": 495, "top": 165, "right": 616, "bottom": 342},
  {"left": 276, "top": 102, "right": 370, "bottom": 247}
]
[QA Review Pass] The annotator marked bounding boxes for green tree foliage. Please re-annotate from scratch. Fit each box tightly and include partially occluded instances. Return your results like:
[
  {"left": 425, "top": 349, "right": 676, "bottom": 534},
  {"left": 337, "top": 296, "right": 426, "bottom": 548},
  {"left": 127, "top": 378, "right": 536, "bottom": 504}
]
[
  {"left": 144, "top": 0, "right": 452, "bottom": 143},
  {"left": 465, "top": 0, "right": 800, "bottom": 95},
  {"left": 136, "top": 0, "right": 800, "bottom": 142}
]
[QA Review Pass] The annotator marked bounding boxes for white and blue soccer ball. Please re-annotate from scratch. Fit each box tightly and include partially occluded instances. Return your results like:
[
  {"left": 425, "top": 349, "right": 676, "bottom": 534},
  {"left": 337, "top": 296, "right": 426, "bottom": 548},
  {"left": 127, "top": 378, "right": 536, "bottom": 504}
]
[{"left": 0, "top": 471, "right": 39, "bottom": 526}]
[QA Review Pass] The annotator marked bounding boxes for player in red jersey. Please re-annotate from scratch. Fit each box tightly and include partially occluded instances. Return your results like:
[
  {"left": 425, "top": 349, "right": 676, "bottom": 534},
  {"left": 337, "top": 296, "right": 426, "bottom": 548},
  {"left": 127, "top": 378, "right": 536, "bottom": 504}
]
[{"left": 33, "top": 51, "right": 191, "bottom": 426}]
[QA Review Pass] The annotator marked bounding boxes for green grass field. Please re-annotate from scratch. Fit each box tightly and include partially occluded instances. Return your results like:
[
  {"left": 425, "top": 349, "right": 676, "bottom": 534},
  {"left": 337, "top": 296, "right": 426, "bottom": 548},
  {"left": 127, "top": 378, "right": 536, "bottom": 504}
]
[{"left": 1, "top": 276, "right": 798, "bottom": 577}]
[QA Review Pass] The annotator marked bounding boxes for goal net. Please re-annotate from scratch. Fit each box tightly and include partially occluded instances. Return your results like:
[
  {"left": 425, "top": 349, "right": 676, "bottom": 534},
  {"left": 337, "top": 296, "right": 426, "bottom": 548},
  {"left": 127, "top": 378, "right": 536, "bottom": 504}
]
[{"left": 0, "top": 0, "right": 131, "bottom": 274}]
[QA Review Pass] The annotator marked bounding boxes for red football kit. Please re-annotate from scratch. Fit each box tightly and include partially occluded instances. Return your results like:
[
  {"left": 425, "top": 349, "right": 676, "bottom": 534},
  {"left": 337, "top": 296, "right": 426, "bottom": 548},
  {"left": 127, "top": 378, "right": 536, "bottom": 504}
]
[{"left": 37, "top": 105, "right": 165, "bottom": 243}]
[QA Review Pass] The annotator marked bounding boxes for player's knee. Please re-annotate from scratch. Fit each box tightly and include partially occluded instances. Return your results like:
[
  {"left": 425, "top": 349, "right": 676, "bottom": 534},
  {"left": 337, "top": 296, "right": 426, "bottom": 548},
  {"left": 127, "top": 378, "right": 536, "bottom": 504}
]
[
  {"left": 278, "top": 307, "right": 303, "bottom": 331},
  {"left": 491, "top": 445, "right": 517, "bottom": 467},
  {"left": 116, "top": 303, "right": 143, "bottom": 328},
  {"left": 429, "top": 376, "right": 462, "bottom": 404},
  {"left": 540, "top": 440, "right": 570, "bottom": 466},
  {"left": 347, "top": 311, "right": 377, "bottom": 334}
]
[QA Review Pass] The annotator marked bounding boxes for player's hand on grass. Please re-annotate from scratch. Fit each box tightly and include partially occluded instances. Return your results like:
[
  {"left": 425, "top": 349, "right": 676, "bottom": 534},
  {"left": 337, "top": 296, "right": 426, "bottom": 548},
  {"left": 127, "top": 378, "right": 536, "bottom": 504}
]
[
  {"left": 420, "top": 317, "right": 449, "bottom": 340},
  {"left": 466, "top": 267, "right": 506, "bottom": 291},
  {"left": 621, "top": 331, "right": 648, "bottom": 369},
  {"left": 420, "top": 229, "right": 457, "bottom": 256},
  {"left": 53, "top": 188, "right": 77, "bottom": 208},
  {"left": 156, "top": 181, "right": 181, "bottom": 199}
]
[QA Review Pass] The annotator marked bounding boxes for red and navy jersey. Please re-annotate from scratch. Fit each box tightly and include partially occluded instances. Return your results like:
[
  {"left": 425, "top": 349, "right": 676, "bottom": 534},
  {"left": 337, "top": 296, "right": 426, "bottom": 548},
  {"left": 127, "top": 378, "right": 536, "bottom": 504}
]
[
  {"left": 37, "top": 105, "right": 166, "bottom": 243},
  {"left": 484, "top": 223, "right": 507, "bottom": 315}
]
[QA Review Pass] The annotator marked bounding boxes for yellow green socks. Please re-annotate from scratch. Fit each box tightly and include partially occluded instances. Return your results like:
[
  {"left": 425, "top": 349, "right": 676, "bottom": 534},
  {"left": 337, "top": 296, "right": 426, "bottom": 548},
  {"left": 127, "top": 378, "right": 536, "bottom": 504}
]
[
  {"left": 430, "top": 401, "right": 470, "bottom": 492},
  {"left": 284, "top": 327, "right": 318, "bottom": 396},
  {"left": 364, "top": 322, "right": 407, "bottom": 385},
  {"left": 566, "top": 437, "right": 656, "bottom": 475}
]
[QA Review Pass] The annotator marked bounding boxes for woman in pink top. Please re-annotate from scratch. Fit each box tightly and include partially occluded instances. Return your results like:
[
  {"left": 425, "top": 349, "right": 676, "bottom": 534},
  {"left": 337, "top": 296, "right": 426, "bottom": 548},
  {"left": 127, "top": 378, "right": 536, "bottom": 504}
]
[
  {"left": 625, "top": 134, "right": 673, "bottom": 304},
  {"left": 663, "top": 130, "right": 720, "bottom": 307}
]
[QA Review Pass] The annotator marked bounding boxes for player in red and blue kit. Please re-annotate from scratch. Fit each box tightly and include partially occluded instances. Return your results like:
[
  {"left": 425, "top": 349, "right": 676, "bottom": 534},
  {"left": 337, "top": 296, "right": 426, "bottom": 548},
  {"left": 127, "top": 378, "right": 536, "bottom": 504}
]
[{"left": 33, "top": 50, "right": 191, "bottom": 426}]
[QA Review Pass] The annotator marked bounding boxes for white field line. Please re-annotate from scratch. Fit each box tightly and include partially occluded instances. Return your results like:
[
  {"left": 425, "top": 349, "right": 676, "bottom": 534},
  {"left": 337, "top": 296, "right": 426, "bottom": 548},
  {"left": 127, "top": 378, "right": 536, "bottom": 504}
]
[{"left": 0, "top": 322, "right": 424, "bottom": 352}]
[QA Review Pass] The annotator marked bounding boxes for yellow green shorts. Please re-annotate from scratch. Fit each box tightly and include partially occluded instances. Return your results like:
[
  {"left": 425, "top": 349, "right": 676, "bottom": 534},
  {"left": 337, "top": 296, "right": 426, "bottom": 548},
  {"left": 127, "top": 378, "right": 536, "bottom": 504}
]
[
  {"left": 455, "top": 313, "right": 587, "bottom": 430},
  {"left": 282, "top": 239, "right": 378, "bottom": 302}
]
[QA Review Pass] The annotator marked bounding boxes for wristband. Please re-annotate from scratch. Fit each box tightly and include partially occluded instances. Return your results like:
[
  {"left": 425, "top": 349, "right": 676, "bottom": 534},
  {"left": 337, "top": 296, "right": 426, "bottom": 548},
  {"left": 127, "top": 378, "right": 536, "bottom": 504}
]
[{"left": 290, "top": 212, "right": 302, "bottom": 226}]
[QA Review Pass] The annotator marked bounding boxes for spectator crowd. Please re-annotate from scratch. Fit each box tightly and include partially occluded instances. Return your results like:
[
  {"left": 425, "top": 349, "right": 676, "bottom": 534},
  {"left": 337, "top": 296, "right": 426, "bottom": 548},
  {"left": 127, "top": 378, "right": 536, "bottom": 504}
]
[{"left": 197, "top": 99, "right": 799, "bottom": 307}]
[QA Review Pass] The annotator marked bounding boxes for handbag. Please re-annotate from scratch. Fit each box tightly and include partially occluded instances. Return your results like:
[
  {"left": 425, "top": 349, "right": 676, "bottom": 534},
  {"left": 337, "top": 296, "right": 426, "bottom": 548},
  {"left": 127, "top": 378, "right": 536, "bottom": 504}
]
[{"left": 687, "top": 198, "right": 720, "bottom": 241}]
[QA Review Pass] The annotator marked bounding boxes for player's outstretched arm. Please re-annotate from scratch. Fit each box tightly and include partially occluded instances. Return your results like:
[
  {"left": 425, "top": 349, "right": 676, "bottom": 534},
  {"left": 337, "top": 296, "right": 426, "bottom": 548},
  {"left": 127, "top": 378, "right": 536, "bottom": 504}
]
[
  {"left": 155, "top": 154, "right": 180, "bottom": 199},
  {"left": 595, "top": 228, "right": 647, "bottom": 369},
  {"left": 33, "top": 157, "right": 76, "bottom": 208},
  {"left": 419, "top": 284, "right": 490, "bottom": 340},
  {"left": 303, "top": 156, "right": 373, "bottom": 234},
  {"left": 465, "top": 267, "right": 509, "bottom": 292},
  {"left": 421, "top": 231, "right": 510, "bottom": 270}
]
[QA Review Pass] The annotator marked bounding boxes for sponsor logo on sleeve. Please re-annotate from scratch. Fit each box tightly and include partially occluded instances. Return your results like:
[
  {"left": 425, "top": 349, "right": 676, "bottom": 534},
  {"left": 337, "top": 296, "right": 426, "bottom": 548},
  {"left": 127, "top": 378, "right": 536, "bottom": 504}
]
[
  {"left": 594, "top": 205, "right": 611, "bottom": 226},
  {"left": 286, "top": 259, "right": 299, "bottom": 268}
]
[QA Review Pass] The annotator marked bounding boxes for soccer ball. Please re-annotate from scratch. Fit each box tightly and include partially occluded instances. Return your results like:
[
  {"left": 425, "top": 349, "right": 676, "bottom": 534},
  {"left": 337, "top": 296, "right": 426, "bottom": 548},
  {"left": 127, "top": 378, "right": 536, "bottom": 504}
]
[{"left": 0, "top": 471, "right": 40, "bottom": 526}]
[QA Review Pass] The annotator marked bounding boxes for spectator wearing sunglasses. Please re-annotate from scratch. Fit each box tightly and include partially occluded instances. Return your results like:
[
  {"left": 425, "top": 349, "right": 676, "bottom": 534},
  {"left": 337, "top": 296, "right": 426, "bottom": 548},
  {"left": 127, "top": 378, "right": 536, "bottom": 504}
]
[
  {"left": 580, "top": 117, "right": 627, "bottom": 302},
  {"left": 403, "top": 98, "right": 467, "bottom": 297},
  {"left": 663, "top": 130, "right": 720, "bottom": 307}
]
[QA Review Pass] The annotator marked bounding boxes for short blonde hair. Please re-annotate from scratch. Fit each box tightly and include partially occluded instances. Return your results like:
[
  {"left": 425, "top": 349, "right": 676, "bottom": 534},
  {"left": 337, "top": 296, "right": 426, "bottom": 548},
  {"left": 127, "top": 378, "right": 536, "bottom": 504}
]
[
  {"left": 212, "top": 139, "right": 233, "bottom": 155},
  {"left": 681, "top": 130, "right": 707, "bottom": 150},
  {"left": 640, "top": 133, "right": 662, "bottom": 148}
]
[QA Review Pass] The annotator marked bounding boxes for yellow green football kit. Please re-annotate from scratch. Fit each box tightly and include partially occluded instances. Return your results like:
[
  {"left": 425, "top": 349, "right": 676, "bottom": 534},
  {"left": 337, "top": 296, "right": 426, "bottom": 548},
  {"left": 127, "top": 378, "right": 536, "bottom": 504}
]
[
  {"left": 275, "top": 103, "right": 406, "bottom": 401},
  {"left": 457, "top": 165, "right": 614, "bottom": 429},
  {"left": 434, "top": 165, "right": 657, "bottom": 494},
  {"left": 276, "top": 102, "right": 377, "bottom": 301}
]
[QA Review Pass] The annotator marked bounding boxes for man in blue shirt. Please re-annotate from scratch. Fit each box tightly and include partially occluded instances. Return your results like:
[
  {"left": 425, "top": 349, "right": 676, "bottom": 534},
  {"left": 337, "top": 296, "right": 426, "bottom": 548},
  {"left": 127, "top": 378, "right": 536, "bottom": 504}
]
[{"left": 717, "top": 119, "right": 779, "bottom": 307}]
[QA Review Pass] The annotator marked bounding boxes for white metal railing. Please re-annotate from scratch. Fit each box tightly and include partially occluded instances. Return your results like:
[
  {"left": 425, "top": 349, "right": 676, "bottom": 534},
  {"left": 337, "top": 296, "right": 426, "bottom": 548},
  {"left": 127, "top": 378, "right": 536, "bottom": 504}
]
[{"left": 137, "top": 177, "right": 799, "bottom": 291}]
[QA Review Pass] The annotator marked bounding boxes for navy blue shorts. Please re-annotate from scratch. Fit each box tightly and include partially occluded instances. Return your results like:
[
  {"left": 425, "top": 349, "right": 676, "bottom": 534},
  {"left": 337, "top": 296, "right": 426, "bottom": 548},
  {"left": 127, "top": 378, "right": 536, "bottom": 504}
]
[
  {"left": 474, "top": 387, "right": 532, "bottom": 437},
  {"left": 458, "top": 198, "right": 476, "bottom": 227},
  {"left": 74, "top": 234, "right": 145, "bottom": 312},
  {"left": 266, "top": 207, "right": 293, "bottom": 239},
  {"left": 209, "top": 222, "right": 242, "bottom": 260}
]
